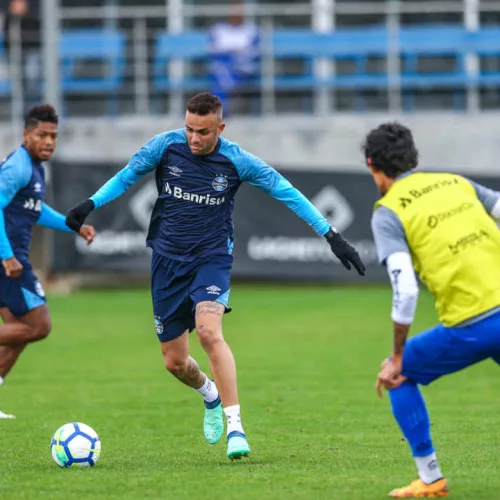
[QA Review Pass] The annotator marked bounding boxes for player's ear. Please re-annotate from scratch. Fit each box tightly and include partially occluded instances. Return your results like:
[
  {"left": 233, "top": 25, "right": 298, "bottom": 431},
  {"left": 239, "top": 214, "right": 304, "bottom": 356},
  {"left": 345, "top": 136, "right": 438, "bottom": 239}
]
[
  {"left": 366, "top": 157, "right": 377, "bottom": 173},
  {"left": 218, "top": 122, "right": 225, "bottom": 135},
  {"left": 22, "top": 128, "right": 30, "bottom": 144}
]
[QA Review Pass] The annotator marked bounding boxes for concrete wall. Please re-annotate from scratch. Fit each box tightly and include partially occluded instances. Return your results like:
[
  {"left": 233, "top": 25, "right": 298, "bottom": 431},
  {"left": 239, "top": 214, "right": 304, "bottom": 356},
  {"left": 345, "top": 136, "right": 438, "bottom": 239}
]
[{"left": 2, "top": 113, "right": 499, "bottom": 175}]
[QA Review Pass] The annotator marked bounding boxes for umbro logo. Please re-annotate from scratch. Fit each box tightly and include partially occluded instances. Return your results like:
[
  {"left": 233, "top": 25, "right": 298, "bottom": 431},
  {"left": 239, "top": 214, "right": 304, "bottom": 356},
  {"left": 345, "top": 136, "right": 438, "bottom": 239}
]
[
  {"left": 168, "top": 165, "right": 183, "bottom": 177},
  {"left": 206, "top": 285, "right": 221, "bottom": 295}
]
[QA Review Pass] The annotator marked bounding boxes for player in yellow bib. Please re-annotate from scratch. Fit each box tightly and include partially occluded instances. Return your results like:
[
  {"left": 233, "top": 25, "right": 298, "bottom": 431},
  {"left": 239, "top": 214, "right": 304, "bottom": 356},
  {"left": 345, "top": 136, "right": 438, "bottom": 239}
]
[{"left": 365, "top": 122, "right": 500, "bottom": 498}]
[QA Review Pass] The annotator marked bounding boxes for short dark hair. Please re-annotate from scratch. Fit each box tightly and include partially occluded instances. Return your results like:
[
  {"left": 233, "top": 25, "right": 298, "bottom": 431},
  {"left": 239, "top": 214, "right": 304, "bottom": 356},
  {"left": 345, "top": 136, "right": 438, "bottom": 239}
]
[
  {"left": 24, "top": 104, "right": 59, "bottom": 130},
  {"left": 186, "top": 93, "right": 222, "bottom": 116},
  {"left": 362, "top": 122, "right": 418, "bottom": 178}
]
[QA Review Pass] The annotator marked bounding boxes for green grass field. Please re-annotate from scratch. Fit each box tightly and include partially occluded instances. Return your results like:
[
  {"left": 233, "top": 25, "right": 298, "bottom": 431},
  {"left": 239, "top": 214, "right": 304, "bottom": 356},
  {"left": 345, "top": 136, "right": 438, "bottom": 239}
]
[{"left": 1, "top": 285, "right": 499, "bottom": 499}]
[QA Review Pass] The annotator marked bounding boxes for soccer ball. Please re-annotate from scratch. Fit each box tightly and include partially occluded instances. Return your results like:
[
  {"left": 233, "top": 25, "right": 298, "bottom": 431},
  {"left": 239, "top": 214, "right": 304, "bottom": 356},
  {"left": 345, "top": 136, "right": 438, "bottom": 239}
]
[{"left": 50, "top": 422, "right": 101, "bottom": 468}]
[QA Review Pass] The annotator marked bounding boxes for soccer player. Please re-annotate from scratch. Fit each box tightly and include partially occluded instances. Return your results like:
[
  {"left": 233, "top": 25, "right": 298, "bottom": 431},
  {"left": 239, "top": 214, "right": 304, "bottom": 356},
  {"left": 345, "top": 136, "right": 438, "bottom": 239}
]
[
  {"left": 66, "top": 92, "right": 366, "bottom": 460},
  {"left": 0, "top": 105, "right": 95, "bottom": 419},
  {"left": 366, "top": 122, "right": 500, "bottom": 498}
]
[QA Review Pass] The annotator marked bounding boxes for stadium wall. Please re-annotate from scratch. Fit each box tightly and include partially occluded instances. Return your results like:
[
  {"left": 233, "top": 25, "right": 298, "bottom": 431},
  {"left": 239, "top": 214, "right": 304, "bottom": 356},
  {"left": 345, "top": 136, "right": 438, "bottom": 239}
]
[{"left": 0, "top": 114, "right": 495, "bottom": 174}]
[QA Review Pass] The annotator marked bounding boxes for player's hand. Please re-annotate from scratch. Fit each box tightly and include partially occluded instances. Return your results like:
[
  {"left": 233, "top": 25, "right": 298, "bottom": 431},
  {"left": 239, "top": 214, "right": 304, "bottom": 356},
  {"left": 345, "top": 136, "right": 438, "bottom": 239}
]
[
  {"left": 66, "top": 199, "right": 95, "bottom": 233},
  {"left": 325, "top": 228, "right": 366, "bottom": 276},
  {"left": 376, "top": 356, "right": 406, "bottom": 397},
  {"left": 2, "top": 256, "right": 23, "bottom": 278},
  {"left": 78, "top": 224, "right": 95, "bottom": 245}
]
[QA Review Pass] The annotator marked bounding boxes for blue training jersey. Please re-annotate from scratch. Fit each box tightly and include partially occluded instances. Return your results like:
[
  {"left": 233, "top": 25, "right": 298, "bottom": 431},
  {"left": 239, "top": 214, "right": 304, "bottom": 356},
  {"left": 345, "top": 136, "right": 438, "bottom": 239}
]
[
  {"left": 0, "top": 145, "right": 72, "bottom": 267},
  {"left": 90, "top": 129, "right": 330, "bottom": 262},
  {"left": 0, "top": 146, "right": 45, "bottom": 265}
]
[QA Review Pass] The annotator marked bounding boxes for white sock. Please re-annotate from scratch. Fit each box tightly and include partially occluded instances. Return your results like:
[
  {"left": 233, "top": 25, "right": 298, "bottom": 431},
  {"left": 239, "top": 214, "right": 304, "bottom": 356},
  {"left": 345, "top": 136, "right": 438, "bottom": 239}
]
[
  {"left": 0, "top": 376, "right": 3, "bottom": 386},
  {"left": 195, "top": 376, "right": 219, "bottom": 403},
  {"left": 224, "top": 404, "right": 244, "bottom": 436},
  {"left": 415, "top": 453, "right": 443, "bottom": 484}
]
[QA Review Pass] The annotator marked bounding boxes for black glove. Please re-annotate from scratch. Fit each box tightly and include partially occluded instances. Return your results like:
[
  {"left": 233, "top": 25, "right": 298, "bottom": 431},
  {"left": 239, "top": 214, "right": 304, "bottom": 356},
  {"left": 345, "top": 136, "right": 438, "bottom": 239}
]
[
  {"left": 325, "top": 228, "right": 366, "bottom": 276},
  {"left": 65, "top": 199, "right": 95, "bottom": 233}
]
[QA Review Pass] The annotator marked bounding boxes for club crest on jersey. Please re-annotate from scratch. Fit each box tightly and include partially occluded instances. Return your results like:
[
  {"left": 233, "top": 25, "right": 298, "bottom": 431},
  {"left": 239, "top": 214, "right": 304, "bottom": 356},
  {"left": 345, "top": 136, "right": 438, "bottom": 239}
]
[
  {"left": 154, "top": 316, "right": 163, "bottom": 335},
  {"left": 212, "top": 176, "right": 228, "bottom": 192}
]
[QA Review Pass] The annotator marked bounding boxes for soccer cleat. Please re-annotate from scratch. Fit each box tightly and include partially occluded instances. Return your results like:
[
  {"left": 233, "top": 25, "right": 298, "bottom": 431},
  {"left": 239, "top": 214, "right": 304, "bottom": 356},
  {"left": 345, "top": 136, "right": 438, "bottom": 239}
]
[
  {"left": 388, "top": 478, "right": 449, "bottom": 498},
  {"left": 227, "top": 431, "right": 250, "bottom": 460},
  {"left": 0, "top": 409, "right": 15, "bottom": 419},
  {"left": 204, "top": 396, "right": 224, "bottom": 445}
]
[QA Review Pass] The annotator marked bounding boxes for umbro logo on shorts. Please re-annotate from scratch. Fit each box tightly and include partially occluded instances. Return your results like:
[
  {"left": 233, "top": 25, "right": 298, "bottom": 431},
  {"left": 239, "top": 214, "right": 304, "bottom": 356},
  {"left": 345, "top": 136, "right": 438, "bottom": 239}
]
[{"left": 206, "top": 285, "right": 221, "bottom": 295}]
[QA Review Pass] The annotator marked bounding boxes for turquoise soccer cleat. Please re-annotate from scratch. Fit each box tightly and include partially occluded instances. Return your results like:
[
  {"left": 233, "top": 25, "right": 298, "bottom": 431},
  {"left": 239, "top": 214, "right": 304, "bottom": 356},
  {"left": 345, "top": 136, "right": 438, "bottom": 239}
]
[
  {"left": 227, "top": 431, "right": 250, "bottom": 460},
  {"left": 204, "top": 397, "right": 224, "bottom": 445}
]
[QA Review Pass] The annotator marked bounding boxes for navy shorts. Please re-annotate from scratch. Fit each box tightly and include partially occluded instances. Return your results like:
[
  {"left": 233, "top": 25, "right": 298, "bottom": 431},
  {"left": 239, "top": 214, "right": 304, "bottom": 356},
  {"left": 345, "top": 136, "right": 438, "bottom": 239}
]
[
  {"left": 0, "top": 265, "right": 47, "bottom": 318},
  {"left": 151, "top": 252, "right": 233, "bottom": 343},
  {"left": 401, "top": 310, "right": 500, "bottom": 385}
]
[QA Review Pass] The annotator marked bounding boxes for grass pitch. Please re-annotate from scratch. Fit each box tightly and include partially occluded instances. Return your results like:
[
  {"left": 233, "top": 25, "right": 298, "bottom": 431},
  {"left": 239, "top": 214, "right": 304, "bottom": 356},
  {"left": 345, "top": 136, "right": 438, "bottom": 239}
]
[{"left": 0, "top": 285, "right": 499, "bottom": 499}]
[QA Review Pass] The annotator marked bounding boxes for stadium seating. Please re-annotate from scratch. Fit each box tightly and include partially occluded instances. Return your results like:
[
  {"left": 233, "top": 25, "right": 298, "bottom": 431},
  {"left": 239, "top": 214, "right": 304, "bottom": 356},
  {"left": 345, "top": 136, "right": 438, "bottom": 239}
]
[
  {"left": 59, "top": 29, "right": 126, "bottom": 115},
  {"left": 473, "top": 27, "right": 500, "bottom": 86},
  {"left": 1, "top": 25, "right": 499, "bottom": 113},
  {"left": 0, "top": 34, "right": 11, "bottom": 96},
  {"left": 59, "top": 29, "right": 126, "bottom": 93},
  {"left": 153, "top": 31, "right": 211, "bottom": 90}
]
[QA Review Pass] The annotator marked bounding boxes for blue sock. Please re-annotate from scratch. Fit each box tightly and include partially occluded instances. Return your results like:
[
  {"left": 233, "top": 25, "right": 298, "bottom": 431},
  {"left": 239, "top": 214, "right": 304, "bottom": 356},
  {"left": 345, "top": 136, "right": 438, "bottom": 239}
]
[{"left": 389, "top": 380, "right": 434, "bottom": 457}]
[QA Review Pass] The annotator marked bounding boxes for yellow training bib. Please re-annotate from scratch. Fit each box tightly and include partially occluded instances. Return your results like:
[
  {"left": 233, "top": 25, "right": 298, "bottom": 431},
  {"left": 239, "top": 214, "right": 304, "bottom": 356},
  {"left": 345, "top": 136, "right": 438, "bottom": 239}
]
[{"left": 375, "top": 172, "right": 500, "bottom": 326}]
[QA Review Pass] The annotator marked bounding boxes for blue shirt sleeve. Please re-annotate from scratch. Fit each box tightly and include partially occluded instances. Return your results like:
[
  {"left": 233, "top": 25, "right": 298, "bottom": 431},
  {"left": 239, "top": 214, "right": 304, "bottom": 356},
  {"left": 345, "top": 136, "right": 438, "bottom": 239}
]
[
  {"left": 223, "top": 142, "right": 330, "bottom": 236},
  {"left": 0, "top": 153, "right": 32, "bottom": 259},
  {"left": 90, "top": 131, "right": 185, "bottom": 209},
  {"left": 37, "top": 203, "right": 72, "bottom": 233}
]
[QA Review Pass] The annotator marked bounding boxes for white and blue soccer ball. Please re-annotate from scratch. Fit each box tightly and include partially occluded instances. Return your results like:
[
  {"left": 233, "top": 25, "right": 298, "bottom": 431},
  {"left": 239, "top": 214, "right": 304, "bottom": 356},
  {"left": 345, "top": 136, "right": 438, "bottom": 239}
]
[{"left": 50, "top": 422, "right": 101, "bottom": 468}]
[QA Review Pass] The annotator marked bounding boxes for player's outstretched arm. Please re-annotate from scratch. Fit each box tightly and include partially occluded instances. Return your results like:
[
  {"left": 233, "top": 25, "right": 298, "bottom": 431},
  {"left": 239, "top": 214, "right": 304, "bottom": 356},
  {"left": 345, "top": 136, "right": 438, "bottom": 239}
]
[
  {"left": 39, "top": 203, "right": 95, "bottom": 244},
  {"left": 39, "top": 203, "right": 74, "bottom": 233},
  {"left": 235, "top": 150, "right": 365, "bottom": 275},
  {"left": 66, "top": 133, "right": 170, "bottom": 233}
]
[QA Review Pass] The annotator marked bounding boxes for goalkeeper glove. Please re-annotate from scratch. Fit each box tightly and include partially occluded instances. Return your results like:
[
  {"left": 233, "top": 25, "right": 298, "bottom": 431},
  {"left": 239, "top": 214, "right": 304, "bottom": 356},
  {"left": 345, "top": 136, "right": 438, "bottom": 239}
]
[
  {"left": 66, "top": 199, "right": 95, "bottom": 233},
  {"left": 325, "top": 228, "right": 366, "bottom": 276}
]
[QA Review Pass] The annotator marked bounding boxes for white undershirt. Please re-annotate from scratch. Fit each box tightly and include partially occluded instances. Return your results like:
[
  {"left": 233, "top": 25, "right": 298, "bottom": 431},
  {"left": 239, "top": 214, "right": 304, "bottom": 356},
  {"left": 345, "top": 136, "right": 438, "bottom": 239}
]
[{"left": 386, "top": 252, "right": 419, "bottom": 325}]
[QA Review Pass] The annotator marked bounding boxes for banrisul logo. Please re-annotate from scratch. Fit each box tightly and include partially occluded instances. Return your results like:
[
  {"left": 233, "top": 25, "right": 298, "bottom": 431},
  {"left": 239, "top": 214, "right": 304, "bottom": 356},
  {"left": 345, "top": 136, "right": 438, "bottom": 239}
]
[{"left": 165, "top": 182, "right": 225, "bottom": 206}]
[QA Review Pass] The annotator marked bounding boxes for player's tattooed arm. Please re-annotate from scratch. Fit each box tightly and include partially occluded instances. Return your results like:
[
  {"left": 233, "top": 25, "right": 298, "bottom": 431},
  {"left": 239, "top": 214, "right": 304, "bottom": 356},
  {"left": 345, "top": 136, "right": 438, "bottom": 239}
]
[{"left": 392, "top": 322, "right": 411, "bottom": 358}]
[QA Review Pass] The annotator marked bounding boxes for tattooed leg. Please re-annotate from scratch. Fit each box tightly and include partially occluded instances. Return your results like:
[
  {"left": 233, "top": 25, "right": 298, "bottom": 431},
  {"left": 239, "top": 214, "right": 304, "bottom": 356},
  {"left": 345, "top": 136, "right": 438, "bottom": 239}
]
[{"left": 160, "top": 330, "right": 206, "bottom": 389}]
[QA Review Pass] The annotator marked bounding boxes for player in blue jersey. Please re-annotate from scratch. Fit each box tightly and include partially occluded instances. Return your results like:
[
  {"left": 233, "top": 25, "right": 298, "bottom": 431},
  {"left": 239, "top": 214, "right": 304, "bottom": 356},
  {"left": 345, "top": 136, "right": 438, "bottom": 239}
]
[
  {"left": 0, "top": 105, "right": 95, "bottom": 419},
  {"left": 66, "top": 92, "right": 366, "bottom": 459}
]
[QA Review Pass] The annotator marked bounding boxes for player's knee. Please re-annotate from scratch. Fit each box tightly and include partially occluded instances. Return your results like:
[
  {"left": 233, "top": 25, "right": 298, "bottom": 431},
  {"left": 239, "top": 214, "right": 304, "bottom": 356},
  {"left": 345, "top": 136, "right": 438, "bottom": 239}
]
[
  {"left": 197, "top": 325, "right": 223, "bottom": 352},
  {"left": 164, "top": 356, "right": 188, "bottom": 376},
  {"left": 31, "top": 318, "right": 52, "bottom": 341}
]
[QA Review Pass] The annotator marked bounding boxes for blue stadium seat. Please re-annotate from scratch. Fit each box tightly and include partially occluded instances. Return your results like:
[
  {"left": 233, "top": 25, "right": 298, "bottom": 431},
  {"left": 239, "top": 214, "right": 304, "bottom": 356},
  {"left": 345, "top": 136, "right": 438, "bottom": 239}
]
[
  {"left": 398, "top": 25, "right": 470, "bottom": 111},
  {"left": 324, "top": 27, "right": 389, "bottom": 89},
  {"left": 58, "top": 29, "right": 126, "bottom": 116},
  {"left": 270, "top": 27, "right": 390, "bottom": 91},
  {"left": 59, "top": 29, "right": 126, "bottom": 93},
  {"left": 472, "top": 27, "right": 500, "bottom": 86},
  {"left": 269, "top": 30, "right": 321, "bottom": 89},
  {"left": 399, "top": 25, "right": 469, "bottom": 87},
  {"left": 153, "top": 31, "right": 210, "bottom": 90},
  {"left": 0, "top": 33, "right": 10, "bottom": 97}
]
